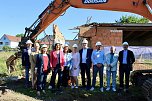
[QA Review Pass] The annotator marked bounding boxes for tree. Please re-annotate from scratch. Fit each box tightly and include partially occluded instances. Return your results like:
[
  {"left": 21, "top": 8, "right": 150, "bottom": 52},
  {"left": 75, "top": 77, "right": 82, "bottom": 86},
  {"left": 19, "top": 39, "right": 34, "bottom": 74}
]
[
  {"left": 115, "top": 15, "right": 149, "bottom": 23},
  {"left": 2, "top": 46, "right": 11, "bottom": 52},
  {"left": 16, "top": 33, "right": 24, "bottom": 37}
]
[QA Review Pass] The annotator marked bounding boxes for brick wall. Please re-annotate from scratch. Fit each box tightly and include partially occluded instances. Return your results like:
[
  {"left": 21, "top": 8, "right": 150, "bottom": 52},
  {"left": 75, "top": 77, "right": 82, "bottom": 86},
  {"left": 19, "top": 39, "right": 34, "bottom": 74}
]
[{"left": 78, "top": 27, "right": 123, "bottom": 49}]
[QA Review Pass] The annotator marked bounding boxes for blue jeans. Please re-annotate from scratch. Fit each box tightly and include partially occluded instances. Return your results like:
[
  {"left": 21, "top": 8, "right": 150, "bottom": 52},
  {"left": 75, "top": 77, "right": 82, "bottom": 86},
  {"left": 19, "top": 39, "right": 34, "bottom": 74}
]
[
  {"left": 92, "top": 65, "right": 104, "bottom": 88},
  {"left": 106, "top": 70, "right": 116, "bottom": 88},
  {"left": 25, "top": 66, "right": 30, "bottom": 86},
  {"left": 37, "top": 72, "right": 47, "bottom": 91}
]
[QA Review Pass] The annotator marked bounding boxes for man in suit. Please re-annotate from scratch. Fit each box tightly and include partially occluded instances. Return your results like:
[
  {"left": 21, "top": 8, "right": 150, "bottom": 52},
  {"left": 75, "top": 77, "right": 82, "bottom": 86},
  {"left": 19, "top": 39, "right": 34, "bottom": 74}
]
[
  {"left": 118, "top": 42, "right": 135, "bottom": 93},
  {"left": 22, "top": 40, "right": 33, "bottom": 87},
  {"left": 79, "top": 39, "right": 93, "bottom": 90}
]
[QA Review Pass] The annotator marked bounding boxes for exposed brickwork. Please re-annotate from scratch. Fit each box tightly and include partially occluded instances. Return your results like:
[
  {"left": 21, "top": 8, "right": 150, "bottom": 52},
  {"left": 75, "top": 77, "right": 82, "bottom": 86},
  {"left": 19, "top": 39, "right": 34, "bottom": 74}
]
[
  {"left": 78, "top": 27, "right": 123, "bottom": 49},
  {"left": 53, "top": 24, "right": 65, "bottom": 45}
]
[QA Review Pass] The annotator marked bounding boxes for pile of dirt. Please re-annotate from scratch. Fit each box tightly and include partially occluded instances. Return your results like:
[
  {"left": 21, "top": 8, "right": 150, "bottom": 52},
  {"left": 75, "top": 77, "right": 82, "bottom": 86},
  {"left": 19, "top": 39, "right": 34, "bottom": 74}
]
[{"left": 0, "top": 89, "right": 41, "bottom": 101}]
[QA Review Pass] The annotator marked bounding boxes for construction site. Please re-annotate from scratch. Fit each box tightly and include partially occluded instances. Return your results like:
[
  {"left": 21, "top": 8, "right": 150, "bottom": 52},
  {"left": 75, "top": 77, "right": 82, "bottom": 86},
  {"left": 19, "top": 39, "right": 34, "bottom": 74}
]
[{"left": 0, "top": 0, "right": 152, "bottom": 101}]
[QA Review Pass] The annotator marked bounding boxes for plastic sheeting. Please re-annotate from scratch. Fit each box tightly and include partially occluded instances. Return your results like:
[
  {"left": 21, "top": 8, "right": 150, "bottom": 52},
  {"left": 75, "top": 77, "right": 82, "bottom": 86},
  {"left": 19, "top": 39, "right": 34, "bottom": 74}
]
[{"left": 104, "top": 46, "right": 152, "bottom": 71}]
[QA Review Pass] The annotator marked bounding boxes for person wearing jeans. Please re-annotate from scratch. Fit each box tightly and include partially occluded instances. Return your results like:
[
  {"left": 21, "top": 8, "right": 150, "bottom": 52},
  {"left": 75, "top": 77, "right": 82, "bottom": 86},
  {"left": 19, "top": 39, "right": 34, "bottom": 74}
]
[
  {"left": 106, "top": 46, "right": 118, "bottom": 92},
  {"left": 90, "top": 41, "right": 105, "bottom": 92},
  {"left": 36, "top": 44, "right": 50, "bottom": 96},
  {"left": 22, "top": 40, "right": 33, "bottom": 87}
]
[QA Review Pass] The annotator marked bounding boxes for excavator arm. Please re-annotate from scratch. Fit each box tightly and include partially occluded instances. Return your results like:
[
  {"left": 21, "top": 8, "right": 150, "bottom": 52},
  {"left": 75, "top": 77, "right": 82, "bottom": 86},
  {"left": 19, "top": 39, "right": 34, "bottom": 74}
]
[{"left": 19, "top": 0, "right": 152, "bottom": 49}]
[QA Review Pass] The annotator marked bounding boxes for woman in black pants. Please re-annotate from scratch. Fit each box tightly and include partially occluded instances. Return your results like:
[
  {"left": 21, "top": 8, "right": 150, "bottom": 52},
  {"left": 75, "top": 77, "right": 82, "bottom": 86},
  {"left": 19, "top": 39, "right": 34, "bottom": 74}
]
[{"left": 62, "top": 44, "right": 72, "bottom": 87}]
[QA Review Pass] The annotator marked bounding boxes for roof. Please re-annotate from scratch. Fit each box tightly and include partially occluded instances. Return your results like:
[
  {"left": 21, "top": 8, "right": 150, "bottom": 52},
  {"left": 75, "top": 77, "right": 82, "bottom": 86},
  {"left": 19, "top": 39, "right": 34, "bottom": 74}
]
[
  {"left": 4, "top": 34, "right": 21, "bottom": 42},
  {"left": 77, "top": 23, "right": 152, "bottom": 46},
  {"left": 39, "top": 42, "right": 52, "bottom": 45},
  {"left": 79, "top": 23, "right": 152, "bottom": 27}
]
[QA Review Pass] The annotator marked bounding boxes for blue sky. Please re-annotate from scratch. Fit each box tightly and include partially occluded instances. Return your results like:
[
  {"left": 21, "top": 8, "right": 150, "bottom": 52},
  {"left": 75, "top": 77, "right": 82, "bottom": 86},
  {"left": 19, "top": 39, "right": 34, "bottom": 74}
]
[{"left": 0, "top": 0, "right": 139, "bottom": 40}]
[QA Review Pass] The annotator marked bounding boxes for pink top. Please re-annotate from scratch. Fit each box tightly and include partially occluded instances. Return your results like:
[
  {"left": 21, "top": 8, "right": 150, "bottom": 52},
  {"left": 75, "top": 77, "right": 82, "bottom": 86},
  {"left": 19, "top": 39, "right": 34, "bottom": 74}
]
[{"left": 43, "top": 55, "right": 48, "bottom": 72}]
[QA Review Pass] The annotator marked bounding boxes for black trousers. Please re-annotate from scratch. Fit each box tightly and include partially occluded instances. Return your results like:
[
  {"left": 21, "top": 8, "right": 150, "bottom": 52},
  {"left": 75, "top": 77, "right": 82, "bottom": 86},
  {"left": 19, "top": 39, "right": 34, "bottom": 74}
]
[
  {"left": 62, "top": 66, "right": 70, "bottom": 87},
  {"left": 50, "top": 64, "right": 63, "bottom": 88},
  {"left": 119, "top": 64, "right": 130, "bottom": 89},
  {"left": 80, "top": 63, "right": 91, "bottom": 88}
]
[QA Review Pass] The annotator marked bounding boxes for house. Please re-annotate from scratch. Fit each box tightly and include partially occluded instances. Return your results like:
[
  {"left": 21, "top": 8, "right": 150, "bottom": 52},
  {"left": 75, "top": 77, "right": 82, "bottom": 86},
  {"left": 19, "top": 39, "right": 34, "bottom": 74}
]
[
  {"left": 73, "top": 23, "right": 152, "bottom": 49},
  {"left": 37, "top": 35, "right": 53, "bottom": 49},
  {"left": 0, "top": 34, "right": 21, "bottom": 50}
]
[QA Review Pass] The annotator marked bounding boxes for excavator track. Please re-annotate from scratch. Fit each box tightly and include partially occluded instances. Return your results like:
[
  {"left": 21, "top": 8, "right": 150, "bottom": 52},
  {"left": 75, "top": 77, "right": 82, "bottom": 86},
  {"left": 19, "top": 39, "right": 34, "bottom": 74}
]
[{"left": 142, "top": 78, "right": 152, "bottom": 101}]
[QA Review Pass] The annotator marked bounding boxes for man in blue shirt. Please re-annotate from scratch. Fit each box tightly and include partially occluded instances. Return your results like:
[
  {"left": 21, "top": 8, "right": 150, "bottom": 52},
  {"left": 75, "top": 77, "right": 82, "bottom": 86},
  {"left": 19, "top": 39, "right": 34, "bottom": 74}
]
[
  {"left": 118, "top": 42, "right": 135, "bottom": 93},
  {"left": 90, "top": 41, "right": 105, "bottom": 92},
  {"left": 106, "top": 46, "right": 118, "bottom": 92}
]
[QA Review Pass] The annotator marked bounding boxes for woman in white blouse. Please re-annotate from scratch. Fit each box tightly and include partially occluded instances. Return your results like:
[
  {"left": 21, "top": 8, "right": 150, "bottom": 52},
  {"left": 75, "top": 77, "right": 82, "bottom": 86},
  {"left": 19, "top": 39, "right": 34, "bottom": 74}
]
[{"left": 70, "top": 44, "right": 80, "bottom": 89}]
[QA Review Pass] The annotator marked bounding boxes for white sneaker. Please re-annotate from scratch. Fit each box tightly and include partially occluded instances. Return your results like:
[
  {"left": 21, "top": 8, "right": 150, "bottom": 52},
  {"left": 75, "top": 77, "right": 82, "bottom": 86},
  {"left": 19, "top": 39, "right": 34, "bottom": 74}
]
[
  {"left": 112, "top": 88, "right": 116, "bottom": 92},
  {"left": 90, "top": 87, "right": 94, "bottom": 91},
  {"left": 48, "top": 86, "right": 52, "bottom": 89},
  {"left": 100, "top": 87, "right": 104, "bottom": 92},
  {"left": 42, "top": 90, "right": 46, "bottom": 94},
  {"left": 37, "top": 91, "right": 40, "bottom": 96},
  {"left": 75, "top": 86, "right": 78, "bottom": 89},
  {"left": 71, "top": 85, "right": 74, "bottom": 89},
  {"left": 106, "top": 87, "right": 110, "bottom": 91}
]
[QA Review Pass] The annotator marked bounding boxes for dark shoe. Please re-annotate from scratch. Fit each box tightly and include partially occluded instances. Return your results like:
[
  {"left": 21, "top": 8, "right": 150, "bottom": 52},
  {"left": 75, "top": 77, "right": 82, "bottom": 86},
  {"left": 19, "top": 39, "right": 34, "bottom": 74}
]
[
  {"left": 86, "top": 86, "right": 91, "bottom": 90},
  {"left": 124, "top": 89, "right": 129, "bottom": 93}
]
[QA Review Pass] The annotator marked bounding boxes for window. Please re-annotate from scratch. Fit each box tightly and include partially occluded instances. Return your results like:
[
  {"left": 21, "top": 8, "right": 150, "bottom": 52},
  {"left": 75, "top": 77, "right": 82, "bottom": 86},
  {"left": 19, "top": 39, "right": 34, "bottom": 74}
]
[
  {"left": 4, "top": 37, "right": 6, "bottom": 40},
  {"left": 0, "top": 42, "right": 3, "bottom": 45},
  {"left": 5, "top": 42, "right": 9, "bottom": 45}
]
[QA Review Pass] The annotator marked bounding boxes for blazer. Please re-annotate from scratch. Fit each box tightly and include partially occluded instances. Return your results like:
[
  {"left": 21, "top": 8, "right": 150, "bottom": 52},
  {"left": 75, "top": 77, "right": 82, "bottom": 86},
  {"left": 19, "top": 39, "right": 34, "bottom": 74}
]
[
  {"left": 22, "top": 48, "right": 31, "bottom": 67},
  {"left": 106, "top": 53, "right": 118, "bottom": 71},
  {"left": 50, "top": 50, "right": 65, "bottom": 68},
  {"left": 118, "top": 50, "right": 135, "bottom": 71},
  {"left": 79, "top": 48, "right": 93, "bottom": 68},
  {"left": 35, "top": 54, "right": 50, "bottom": 75}
]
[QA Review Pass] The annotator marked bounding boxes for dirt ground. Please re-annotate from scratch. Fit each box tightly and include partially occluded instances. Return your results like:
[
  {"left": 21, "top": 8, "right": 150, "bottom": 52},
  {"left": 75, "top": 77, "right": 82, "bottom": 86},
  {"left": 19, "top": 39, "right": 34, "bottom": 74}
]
[
  {"left": 0, "top": 89, "right": 41, "bottom": 101},
  {"left": 0, "top": 78, "right": 148, "bottom": 101}
]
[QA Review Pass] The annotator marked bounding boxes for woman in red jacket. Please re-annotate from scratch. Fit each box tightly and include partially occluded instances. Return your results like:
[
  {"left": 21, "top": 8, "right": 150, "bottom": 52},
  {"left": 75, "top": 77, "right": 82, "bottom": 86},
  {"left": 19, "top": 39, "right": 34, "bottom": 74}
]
[{"left": 48, "top": 42, "right": 65, "bottom": 89}]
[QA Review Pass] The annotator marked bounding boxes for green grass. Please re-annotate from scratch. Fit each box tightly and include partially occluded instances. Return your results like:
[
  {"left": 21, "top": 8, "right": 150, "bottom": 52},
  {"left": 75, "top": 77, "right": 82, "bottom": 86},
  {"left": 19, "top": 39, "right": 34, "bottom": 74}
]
[
  {"left": 0, "top": 52, "right": 148, "bottom": 101},
  {"left": 0, "top": 51, "right": 23, "bottom": 77},
  {"left": 4, "top": 79, "right": 147, "bottom": 101}
]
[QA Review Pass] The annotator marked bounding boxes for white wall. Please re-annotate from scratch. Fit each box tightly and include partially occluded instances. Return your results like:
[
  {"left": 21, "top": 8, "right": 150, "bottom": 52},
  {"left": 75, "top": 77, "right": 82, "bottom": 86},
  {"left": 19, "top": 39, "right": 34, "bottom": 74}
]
[
  {"left": 0, "top": 35, "right": 11, "bottom": 50},
  {"left": 10, "top": 41, "right": 19, "bottom": 48}
]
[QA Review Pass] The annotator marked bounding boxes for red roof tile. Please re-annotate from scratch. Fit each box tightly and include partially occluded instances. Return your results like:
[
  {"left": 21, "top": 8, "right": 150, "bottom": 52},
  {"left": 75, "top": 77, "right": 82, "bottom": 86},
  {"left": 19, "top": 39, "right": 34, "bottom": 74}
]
[{"left": 4, "top": 34, "right": 21, "bottom": 42}]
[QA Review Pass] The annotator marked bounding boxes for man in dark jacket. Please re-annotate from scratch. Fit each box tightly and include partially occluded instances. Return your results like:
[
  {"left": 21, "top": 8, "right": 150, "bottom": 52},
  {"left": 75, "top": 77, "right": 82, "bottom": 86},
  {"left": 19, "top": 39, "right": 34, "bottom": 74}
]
[
  {"left": 22, "top": 40, "right": 33, "bottom": 87},
  {"left": 118, "top": 42, "right": 135, "bottom": 93},
  {"left": 79, "top": 39, "right": 93, "bottom": 90}
]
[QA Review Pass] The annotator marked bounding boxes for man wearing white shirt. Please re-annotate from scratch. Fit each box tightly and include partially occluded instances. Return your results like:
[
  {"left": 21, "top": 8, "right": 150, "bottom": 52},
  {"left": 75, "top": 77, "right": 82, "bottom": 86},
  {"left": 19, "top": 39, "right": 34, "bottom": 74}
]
[
  {"left": 79, "top": 39, "right": 93, "bottom": 90},
  {"left": 118, "top": 42, "right": 135, "bottom": 93}
]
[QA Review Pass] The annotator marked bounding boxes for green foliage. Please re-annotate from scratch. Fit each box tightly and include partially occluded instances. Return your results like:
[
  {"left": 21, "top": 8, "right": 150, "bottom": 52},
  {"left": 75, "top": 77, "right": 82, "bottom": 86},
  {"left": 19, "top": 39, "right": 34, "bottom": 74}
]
[
  {"left": 16, "top": 33, "right": 24, "bottom": 37},
  {"left": 2, "top": 46, "right": 11, "bottom": 52},
  {"left": 115, "top": 15, "right": 149, "bottom": 23}
]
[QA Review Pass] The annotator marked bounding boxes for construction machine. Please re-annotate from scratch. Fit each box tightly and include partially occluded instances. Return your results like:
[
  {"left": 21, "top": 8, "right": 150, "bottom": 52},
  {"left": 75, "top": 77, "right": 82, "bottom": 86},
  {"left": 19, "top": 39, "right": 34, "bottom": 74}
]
[{"left": 6, "top": 0, "right": 152, "bottom": 100}]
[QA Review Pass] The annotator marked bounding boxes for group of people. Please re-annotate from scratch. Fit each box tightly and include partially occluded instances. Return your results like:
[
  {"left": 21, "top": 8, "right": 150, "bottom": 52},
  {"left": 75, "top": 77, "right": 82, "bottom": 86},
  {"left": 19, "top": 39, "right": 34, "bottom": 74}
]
[{"left": 22, "top": 39, "right": 135, "bottom": 96}]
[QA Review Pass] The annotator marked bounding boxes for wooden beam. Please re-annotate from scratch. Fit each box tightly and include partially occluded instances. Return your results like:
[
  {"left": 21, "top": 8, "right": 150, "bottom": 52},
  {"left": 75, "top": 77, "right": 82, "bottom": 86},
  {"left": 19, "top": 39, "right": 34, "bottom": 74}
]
[
  {"left": 123, "top": 31, "right": 134, "bottom": 40},
  {"left": 130, "top": 31, "right": 149, "bottom": 41}
]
